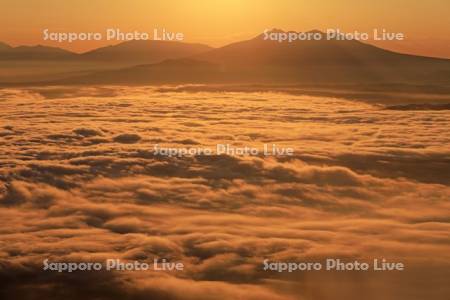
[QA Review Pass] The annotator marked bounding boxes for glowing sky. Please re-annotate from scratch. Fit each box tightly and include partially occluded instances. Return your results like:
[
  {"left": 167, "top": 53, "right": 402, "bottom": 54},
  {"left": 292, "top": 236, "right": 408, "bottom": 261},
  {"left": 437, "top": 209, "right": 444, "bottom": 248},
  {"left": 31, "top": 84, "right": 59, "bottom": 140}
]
[{"left": 1, "top": 0, "right": 450, "bottom": 57}]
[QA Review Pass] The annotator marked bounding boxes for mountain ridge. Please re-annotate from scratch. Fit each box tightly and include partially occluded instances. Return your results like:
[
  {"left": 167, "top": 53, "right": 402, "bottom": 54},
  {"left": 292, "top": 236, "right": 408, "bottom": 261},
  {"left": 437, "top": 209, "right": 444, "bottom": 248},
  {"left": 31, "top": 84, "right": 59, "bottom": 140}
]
[
  {"left": 1, "top": 29, "right": 450, "bottom": 85},
  {"left": 0, "top": 40, "right": 213, "bottom": 63},
  {"left": 79, "top": 40, "right": 213, "bottom": 63}
]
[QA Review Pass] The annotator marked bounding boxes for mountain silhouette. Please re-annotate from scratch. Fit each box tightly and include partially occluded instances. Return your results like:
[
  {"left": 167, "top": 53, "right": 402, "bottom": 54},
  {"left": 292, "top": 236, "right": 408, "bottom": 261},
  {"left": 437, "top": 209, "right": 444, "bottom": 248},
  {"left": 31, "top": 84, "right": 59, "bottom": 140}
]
[
  {"left": 194, "top": 29, "right": 445, "bottom": 67},
  {"left": 79, "top": 40, "right": 212, "bottom": 64},
  {"left": 60, "top": 58, "right": 220, "bottom": 85},
  {"left": 2, "top": 30, "right": 450, "bottom": 86},
  {"left": 0, "top": 43, "right": 76, "bottom": 60},
  {"left": 189, "top": 29, "right": 450, "bottom": 83},
  {"left": 0, "top": 40, "right": 212, "bottom": 64},
  {"left": 55, "top": 29, "right": 450, "bottom": 85},
  {"left": 0, "top": 40, "right": 213, "bottom": 83}
]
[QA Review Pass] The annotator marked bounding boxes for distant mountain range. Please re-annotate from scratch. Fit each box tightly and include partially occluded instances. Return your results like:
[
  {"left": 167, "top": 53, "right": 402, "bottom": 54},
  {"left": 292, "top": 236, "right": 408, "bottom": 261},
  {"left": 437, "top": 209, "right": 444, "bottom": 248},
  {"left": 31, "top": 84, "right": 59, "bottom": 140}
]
[
  {"left": 79, "top": 40, "right": 212, "bottom": 64},
  {"left": 1, "top": 30, "right": 450, "bottom": 86},
  {"left": 0, "top": 40, "right": 211, "bottom": 63},
  {"left": 0, "top": 43, "right": 76, "bottom": 60},
  {"left": 196, "top": 30, "right": 449, "bottom": 67}
]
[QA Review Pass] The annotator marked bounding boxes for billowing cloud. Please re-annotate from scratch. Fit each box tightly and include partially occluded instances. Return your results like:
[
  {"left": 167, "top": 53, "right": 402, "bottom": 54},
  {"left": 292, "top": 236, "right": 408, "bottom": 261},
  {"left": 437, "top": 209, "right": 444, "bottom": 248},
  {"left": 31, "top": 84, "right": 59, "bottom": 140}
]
[{"left": 0, "top": 86, "right": 449, "bottom": 299}]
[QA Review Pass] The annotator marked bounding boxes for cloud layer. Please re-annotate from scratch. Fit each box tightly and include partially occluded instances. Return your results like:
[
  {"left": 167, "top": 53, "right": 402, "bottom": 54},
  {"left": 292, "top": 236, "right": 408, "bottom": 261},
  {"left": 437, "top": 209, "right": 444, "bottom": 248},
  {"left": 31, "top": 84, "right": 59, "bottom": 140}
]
[{"left": 0, "top": 86, "right": 449, "bottom": 299}]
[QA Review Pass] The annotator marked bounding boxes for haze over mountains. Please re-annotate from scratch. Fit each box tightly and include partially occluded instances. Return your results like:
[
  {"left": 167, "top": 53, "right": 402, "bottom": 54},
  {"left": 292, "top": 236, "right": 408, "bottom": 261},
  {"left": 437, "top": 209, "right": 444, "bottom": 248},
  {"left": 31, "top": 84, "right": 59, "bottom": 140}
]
[
  {"left": 0, "top": 40, "right": 211, "bottom": 62},
  {"left": 80, "top": 40, "right": 212, "bottom": 64},
  {"left": 0, "top": 43, "right": 76, "bottom": 60},
  {"left": 1, "top": 29, "right": 449, "bottom": 86},
  {"left": 197, "top": 30, "right": 450, "bottom": 67},
  {"left": 0, "top": 40, "right": 212, "bottom": 82}
]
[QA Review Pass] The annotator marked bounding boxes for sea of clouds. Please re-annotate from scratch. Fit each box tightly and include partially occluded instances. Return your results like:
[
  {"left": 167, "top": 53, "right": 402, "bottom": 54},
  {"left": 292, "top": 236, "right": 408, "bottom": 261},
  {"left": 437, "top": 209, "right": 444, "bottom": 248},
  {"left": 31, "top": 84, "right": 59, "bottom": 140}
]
[{"left": 0, "top": 86, "right": 449, "bottom": 299}]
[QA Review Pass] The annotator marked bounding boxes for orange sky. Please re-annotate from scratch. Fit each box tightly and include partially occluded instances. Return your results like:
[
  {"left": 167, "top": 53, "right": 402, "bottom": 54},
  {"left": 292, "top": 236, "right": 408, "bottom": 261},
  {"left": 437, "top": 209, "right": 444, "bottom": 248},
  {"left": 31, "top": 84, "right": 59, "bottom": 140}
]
[{"left": 1, "top": 0, "right": 450, "bottom": 58}]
